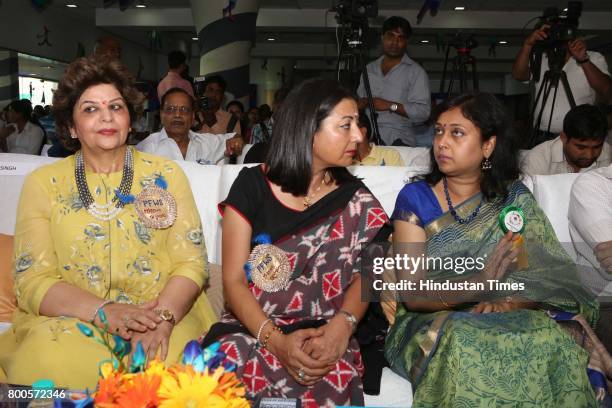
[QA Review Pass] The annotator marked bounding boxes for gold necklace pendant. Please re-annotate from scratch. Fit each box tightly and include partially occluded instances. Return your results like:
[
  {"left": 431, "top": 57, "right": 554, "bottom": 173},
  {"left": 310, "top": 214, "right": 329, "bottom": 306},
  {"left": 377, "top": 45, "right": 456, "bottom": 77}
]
[{"left": 302, "top": 171, "right": 329, "bottom": 209}]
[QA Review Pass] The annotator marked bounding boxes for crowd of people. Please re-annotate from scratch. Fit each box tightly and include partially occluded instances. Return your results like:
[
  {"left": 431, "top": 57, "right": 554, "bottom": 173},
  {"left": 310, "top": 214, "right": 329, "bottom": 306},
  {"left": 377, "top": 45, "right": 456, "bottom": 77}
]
[{"left": 0, "top": 13, "right": 611, "bottom": 408}]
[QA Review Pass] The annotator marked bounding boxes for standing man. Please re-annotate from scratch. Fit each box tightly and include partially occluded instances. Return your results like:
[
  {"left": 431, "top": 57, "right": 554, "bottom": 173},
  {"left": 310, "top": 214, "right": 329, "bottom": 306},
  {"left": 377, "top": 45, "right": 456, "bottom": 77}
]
[
  {"left": 512, "top": 24, "right": 612, "bottom": 144},
  {"left": 196, "top": 75, "right": 241, "bottom": 136},
  {"left": 158, "top": 50, "right": 195, "bottom": 100},
  {"left": 357, "top": 16, "right": 431, "bottom": 147}
]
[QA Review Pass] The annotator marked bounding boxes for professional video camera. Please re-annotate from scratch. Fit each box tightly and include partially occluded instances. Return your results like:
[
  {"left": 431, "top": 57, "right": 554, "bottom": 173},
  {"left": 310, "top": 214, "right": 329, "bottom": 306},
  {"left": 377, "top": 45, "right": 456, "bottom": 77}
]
[
  {"left": 532, "top": 1, "right": 582, "bottom": 74},
  {"left": 331, "top": 0, "right": 378, "bottom": 26},
  {"left": 448, "top": 33, "right": 478, "bottom": 52},
  {"left": 536, "top": 1, "right": 582, "bottom": 47}
]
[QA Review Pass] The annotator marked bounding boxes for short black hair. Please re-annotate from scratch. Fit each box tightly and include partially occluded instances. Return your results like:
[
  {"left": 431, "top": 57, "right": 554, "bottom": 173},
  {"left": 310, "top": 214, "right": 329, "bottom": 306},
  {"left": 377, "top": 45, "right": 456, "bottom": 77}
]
[
  {"left": 258, "top": 104, "right": 272, "bottom": 121},
  {"left": 266, "top": 78, "right": 358, "bottom": 196},
  {"left": 358, "top": 110, "right": 371, "bottom": 140},
  {"left": 425, "top": 92, "right": 520, "bottom": 202},
  {"left": 168, "top": 50, "right": 187, "bottom": 69},
  {"left": 382, "top": 16, "right": 412, "bottom": 38},
  {"left": 203, "top": 75, "right": 227, "bottom": 92},
  {"left": 563, "top": 104, "right": 607, "bottom": 141},
  {"left": 160, "top": 87, "right": 195, "bottom": 109},
  {"left": 226, "top": 100, "right": 244, "bottom": 113}
]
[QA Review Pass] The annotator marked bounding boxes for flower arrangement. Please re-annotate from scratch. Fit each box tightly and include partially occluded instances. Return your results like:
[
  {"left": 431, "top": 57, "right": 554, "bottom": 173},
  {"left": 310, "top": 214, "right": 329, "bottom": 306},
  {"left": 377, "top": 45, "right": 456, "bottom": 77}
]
[{"left": 71, "top": 308, "right": 249, "bottom": 408}]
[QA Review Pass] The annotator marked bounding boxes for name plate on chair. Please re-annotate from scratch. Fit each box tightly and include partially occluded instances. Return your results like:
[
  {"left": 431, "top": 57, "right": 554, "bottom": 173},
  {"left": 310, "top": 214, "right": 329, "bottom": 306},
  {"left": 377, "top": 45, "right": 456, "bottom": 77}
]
[
  {"left": 256, "top": 398, "right": 300, "bottom": 408},
  {"left": 0, "top": 162, "right": 40, "bottom": 176}
]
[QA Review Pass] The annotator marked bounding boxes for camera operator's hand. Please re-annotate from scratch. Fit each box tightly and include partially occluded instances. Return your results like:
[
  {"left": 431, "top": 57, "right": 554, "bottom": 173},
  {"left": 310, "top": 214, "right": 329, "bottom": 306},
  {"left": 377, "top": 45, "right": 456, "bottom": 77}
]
[
  {"left": 568, "top": 39, "right": 588, "bottom": 62},
  {"left": 524, "top": 24, "right": 550, "bottom": 47}
]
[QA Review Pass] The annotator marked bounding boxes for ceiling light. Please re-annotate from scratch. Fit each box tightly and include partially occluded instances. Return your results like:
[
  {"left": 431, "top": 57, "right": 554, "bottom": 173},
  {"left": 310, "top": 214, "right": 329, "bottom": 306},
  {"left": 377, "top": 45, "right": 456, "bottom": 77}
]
[
  {"left": 499, "top": 40, "right": 508, "bottom": 44},
  {"left": 563, "top": 7, "right": 568, "bottom": 11},
  {"left": 420, "top": 40, "right": 429, "bottom": 43},
  {"left": 454, "top": 6, "right": 466, "bottom": 11},
  {"left": 66, "top": 4, "right": 77, "bottom": 7},
  {"left": 192, "top": 37, "right": 198, "bottom": 41},
  {"left": 267, "top": 38, "right": 276, "bottom": 41},
  {"left": 136, "top": 3, "right": 147, "bottom": 8}
]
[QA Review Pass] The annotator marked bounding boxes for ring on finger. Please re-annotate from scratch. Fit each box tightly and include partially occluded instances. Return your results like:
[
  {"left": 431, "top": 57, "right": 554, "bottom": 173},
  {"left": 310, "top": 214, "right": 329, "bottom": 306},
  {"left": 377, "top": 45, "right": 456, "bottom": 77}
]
[{"left": 297, "top": 368, "right": 305, "bottom": 381}]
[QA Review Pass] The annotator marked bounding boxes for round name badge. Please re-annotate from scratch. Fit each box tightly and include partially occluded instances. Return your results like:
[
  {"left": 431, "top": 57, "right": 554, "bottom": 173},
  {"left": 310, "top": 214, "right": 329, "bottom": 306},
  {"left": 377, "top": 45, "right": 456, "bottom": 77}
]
[
  {"left": 499, "top": 206, "right": 526, "bottom": 234},
  {"left": 135, "top": 185, "right": 177, "bottom": 229},
  {"left": 247, "top": 244, "right": 291, "bottom": 292}
]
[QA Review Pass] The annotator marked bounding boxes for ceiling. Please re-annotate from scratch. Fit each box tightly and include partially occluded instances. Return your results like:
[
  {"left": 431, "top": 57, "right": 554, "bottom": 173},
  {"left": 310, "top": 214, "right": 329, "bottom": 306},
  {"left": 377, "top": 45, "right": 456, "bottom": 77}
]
[{"left": 32, "top": 1, "right": 612, "bottom": 82}]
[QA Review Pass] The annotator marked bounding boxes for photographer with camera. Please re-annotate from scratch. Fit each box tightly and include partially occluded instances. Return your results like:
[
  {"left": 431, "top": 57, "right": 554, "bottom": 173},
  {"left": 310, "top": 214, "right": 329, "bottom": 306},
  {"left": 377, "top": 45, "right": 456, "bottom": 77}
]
[
  {"left": 195, "top": 75, "right": 242, "bottom": 138},
  {"left": 357, "top": 16, "right": 431, "bottom": 147},
  {"left": 512, "top": 9, "right": 612, "bottom": 145}
]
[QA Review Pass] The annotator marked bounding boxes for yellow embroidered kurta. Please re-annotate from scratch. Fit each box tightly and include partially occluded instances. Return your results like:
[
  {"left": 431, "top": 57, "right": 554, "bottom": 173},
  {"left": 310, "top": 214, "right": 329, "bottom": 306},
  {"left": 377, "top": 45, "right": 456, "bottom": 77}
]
[{"left": 0, "top": 149, "right": 216, "bottom": 389}]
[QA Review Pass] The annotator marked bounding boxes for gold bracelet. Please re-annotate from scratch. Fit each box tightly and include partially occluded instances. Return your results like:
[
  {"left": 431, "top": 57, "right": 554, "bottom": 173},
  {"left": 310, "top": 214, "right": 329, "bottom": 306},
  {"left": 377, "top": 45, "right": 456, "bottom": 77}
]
[
  {"left": 261, "top": 326, "right": 282, "bottom": 349},
  {"left": 438, "top": 292, "right": 451, "bottom": 309}
]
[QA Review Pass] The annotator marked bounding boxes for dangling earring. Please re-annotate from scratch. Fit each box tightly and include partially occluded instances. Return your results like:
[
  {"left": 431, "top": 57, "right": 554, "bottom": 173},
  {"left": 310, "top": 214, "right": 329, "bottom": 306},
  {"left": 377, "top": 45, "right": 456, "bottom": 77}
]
[
  {"left": 481, "top": 157, "right": 492, "bottom": 171},
  {"left": 70, "top": 133, "right": 78, "bottom": 139}
]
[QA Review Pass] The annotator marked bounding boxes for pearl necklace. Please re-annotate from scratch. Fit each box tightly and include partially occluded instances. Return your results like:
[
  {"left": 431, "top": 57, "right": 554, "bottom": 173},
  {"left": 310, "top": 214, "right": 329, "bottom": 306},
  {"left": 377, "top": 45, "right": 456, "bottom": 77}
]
[{"left": 75, "top": 147, "right": 134, "bottom": 221}]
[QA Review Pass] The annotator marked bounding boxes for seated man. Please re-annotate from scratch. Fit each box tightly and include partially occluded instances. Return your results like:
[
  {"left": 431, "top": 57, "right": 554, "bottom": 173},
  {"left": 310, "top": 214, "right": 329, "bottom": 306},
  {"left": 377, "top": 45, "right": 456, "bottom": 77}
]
[
  {"left": 137, "top": 87, "right": 243, "bottom": 164},
  {"left": 522, "top": 104, "right": 611, "bottom": 175},
  {"left": 568, "top": 163, "right": 612, "bottom": 351},
  {"left": 353, "top": 111, "right": 405, "bottom": 166}
]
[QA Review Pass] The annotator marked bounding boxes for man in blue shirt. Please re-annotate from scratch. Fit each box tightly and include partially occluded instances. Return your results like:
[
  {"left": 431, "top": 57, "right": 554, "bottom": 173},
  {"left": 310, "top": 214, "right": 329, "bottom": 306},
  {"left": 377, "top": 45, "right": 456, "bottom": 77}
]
[{"left": 358, "top": 16, "right": 431, "bottom": 146}]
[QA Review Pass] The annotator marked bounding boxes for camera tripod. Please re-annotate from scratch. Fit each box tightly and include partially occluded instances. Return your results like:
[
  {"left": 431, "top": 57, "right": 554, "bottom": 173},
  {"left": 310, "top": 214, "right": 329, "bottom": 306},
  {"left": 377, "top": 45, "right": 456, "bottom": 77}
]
[
  {"left": 336, "top": 24, "right": 383, "bottom": 145},
  {"left": 439, "top": 44, "right": 479, "bottom": 95},
  {"left": 528, "top": 59, "right": 576, "bottom": 147}
]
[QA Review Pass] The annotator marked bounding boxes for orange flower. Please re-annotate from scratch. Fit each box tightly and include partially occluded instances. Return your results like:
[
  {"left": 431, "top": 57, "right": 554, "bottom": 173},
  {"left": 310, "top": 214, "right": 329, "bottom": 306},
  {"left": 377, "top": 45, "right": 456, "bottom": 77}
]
[
  {"left": 116, "top": 373, "right": 161, "bottom": 408},
  {"left": 94, "top": 373, "right": 122, "bottom": 407}
]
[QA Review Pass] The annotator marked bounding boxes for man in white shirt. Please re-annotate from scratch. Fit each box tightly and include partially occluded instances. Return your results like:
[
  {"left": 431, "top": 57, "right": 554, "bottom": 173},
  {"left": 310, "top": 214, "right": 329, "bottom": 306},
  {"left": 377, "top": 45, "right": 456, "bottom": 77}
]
[
  {"left": 522, "top": 104, "right": 611, "bottom": 175},
  {"left": 137, "top": 88, "right": 243, "bottom": 164},
  {"left": 512, "top": 25, "right": 612, "bottom": 144},
  {"left": 568, "top": 163, "right": 612, "bottom": 350},
  {"left": 0, "top": 100, "right": 45, "bottom": 155}
]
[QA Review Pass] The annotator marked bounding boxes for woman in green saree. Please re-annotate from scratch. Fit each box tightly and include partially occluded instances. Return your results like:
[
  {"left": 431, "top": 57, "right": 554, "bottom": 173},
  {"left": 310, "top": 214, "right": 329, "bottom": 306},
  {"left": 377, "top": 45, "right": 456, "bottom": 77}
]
[{"left": 385, "top": 92, "right": 603, "bottom": 407}]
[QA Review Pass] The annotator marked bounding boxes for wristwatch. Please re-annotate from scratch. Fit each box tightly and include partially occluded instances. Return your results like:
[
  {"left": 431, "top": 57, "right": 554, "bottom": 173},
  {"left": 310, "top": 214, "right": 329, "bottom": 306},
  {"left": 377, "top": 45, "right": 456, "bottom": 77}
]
[
  {"left": 389, "top": 103, "right": 399, "bottom": 113},
  {"left": 155, "top": 308, "right": 176, "bottom": 326},
  {"left": 338, "top": 310, "right": 357, "bottom": 333}
]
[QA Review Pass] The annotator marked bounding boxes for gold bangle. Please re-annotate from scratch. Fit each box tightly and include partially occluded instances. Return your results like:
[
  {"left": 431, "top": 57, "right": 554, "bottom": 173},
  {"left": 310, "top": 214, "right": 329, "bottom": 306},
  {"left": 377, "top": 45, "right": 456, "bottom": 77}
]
[{"left": 261, "top": 326, "right": 282, "bottom": 349}]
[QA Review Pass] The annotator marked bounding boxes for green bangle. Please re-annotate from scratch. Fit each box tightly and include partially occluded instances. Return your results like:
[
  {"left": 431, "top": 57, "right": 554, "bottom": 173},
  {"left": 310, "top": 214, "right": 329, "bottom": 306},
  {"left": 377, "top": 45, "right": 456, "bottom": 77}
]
[{"left": 576, "top": 57, "right": 590, "bottom": 65}]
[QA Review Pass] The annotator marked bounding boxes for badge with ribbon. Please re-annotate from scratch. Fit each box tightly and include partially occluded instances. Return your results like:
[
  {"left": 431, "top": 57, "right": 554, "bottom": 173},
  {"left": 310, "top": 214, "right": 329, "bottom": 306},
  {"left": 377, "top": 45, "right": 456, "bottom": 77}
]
[
  {"left": 499, "top": 206, "right": 528, "bottom": 269},
  {"left": 244, "top": 234, "right": 291, "bottom": 292},
  {"left": 117, "top": 175, "right": 177, "bottom": 229}
]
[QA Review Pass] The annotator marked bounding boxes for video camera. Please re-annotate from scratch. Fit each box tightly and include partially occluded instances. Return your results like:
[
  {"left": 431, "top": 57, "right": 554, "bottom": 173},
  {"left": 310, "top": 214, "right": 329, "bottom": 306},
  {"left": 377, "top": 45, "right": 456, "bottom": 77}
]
[
  {"left": 536, "top": 1, "right": 582, "bottom": 47},
  {"left": 449, "top": 33, "right": 478, "bottom": 53},
  {"left": 193, "top": 76, "right": 212, "bottom": 111},
  {"left": 331, "top": 0, "right": 378, "bottom": 27},
  {"left": 531, "top": 1, "right": 582, "bottom": 78}
]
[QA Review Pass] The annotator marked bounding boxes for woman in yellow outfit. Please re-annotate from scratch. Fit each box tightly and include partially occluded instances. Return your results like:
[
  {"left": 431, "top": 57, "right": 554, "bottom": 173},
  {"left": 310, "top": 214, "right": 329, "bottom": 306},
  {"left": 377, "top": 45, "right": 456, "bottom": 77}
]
[{"left": 0, "top": 57, "right": 216, "bottom": 389}]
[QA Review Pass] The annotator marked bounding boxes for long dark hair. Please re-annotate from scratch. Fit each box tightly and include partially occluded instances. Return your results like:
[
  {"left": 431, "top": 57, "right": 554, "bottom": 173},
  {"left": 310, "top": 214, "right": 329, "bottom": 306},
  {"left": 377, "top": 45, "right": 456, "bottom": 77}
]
[
  {"left": 425, "top": 92, "right": 520, "bottom": 201},
  {"left": 265, "top": 78, "right": 358, "bottom": 196}
]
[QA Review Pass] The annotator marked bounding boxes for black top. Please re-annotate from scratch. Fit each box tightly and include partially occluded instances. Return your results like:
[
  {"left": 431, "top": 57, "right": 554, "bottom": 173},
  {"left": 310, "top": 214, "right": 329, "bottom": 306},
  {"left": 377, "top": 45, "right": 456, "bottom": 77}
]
[{"left": 219, "top": 165, "right": 364, "bottom": 246}]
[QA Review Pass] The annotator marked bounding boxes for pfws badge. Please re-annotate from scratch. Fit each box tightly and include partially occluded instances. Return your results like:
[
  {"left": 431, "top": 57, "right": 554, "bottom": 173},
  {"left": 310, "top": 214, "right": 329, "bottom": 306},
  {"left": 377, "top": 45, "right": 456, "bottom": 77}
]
[
  {"left": 134, "top": 176, "right": 177, "bottom": 229},
  {"left": 499, "top": 206, "right": 526, "bottom": 234},
  {"left": 245, "top": 234, "right": 291, "bottom": 292}
]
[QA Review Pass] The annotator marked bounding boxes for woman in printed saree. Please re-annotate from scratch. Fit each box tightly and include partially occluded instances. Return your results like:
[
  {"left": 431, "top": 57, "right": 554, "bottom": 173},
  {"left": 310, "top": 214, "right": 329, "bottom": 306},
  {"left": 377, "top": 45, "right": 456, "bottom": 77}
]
[
  {"left": 207, "top": 79, "right": 390, "bottom": 407},
  {"left": 385, "top": 92, "right": 603, "bottom": 407},
  {"left": 0, "top": 57, "right": 216, "bottom": 389}
]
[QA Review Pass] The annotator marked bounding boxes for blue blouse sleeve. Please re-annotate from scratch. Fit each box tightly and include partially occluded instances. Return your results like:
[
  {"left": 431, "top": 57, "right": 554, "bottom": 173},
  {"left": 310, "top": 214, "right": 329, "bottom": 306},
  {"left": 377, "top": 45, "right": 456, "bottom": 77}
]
[{"left": 391, "top": 180, "right": 441, "bottom": 227}]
